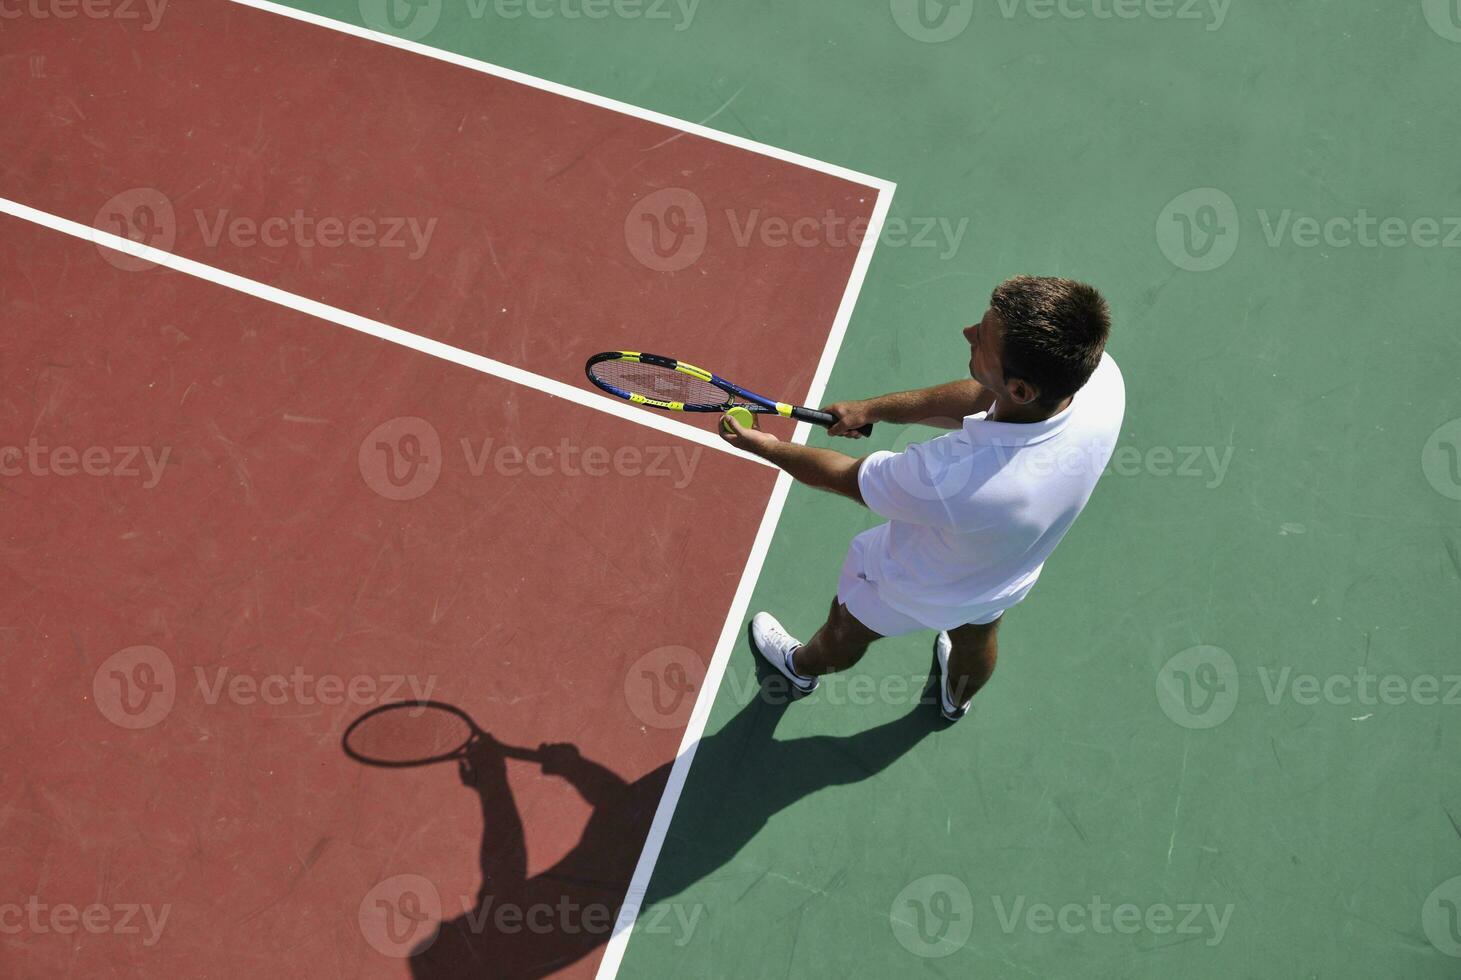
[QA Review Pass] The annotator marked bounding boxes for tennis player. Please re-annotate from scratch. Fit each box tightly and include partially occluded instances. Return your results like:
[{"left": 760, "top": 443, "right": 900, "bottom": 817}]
[{"left": 719, "top": 276, "right": 1125, "bottom": 722}]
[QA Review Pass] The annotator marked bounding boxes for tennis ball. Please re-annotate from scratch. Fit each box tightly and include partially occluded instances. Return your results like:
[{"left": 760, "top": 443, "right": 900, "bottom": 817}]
[{"left": 722, "top": 406, "right": 756, "bottom": 432}]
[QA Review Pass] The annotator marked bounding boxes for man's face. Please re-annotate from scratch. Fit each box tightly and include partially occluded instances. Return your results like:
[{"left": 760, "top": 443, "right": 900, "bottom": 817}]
[
  {"left": 964, "top": 309, "right": 1042, "bottom": 407},
  {"left": 963, "top": 308, "right": 1003, "bottom": 393}
]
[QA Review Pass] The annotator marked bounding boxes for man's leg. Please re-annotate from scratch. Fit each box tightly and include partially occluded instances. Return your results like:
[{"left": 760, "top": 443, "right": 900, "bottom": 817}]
[
  {"left": 791, "top": 598, "right": 885, "bottom": 678},
  {"left": 941, "top": 617, "right": 1000, "bottom": 708}
]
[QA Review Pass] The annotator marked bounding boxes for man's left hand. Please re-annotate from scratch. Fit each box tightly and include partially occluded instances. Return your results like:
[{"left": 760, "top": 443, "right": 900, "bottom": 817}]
[{"left": 719, "top": 413, "right": 780, "bottom": 456}]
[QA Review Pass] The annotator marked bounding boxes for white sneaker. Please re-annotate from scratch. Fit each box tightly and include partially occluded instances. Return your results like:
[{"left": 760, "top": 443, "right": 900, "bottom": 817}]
[
  {"left": 934, "top": 631, "right": 971, "bottom": 722},
  {"left": 749, "top": 612, "right": 817, "bottom": 694}
]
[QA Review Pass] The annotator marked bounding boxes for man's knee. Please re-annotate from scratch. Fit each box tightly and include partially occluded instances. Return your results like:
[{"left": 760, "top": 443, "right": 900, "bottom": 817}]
[{"left": 947, "top": 616, "right": 1000, "bottom": 651}]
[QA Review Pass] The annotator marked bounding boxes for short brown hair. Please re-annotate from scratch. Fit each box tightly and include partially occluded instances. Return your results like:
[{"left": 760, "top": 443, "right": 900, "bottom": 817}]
[{"left": 989, "top": 276, "right": 1111, "bottom": 405}]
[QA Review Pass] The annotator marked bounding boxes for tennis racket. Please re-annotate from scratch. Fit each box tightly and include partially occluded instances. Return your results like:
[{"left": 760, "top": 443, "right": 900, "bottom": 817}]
[
  {"left": 585, "top": 351, "right": 874, "bottom": 436},
  {"left": 343, "top": 701, "right": 537, "bottom": 768}
]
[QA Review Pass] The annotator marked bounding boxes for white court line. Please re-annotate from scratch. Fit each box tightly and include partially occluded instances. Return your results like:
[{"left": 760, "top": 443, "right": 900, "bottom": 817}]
[
  {"left": 592, "top": 127, "right": 896, "bottom": 980},
  {"left": 0, "top": 197, "right": 775, "bottom": 466},
  {"left": 227, "top": 0, "right": 897, "bottom": 196}
]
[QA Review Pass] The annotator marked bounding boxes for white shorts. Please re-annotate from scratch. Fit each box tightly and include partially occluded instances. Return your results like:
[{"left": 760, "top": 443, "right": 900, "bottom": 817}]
[{"left": 836, "top": 533, "right": 1008, "bottom": 638}]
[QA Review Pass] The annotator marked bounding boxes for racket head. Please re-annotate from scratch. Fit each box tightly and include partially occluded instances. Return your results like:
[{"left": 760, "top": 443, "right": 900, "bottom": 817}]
[
  {"left": 585, "top": 352, "right": 734, "bottom": 413},
  {"left": 343, "top": 700, "right": 481, "bottom": 767}
]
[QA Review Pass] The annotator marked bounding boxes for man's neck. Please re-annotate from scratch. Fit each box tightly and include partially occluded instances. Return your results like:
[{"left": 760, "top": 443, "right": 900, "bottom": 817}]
[{"left": 988, "top": 395, "right": 1072, "bottom": 424}]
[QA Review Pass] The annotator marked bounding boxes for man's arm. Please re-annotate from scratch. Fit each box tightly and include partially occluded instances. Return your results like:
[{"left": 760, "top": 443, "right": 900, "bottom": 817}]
[
  {"left": 721, "top": 419, "right": 865, "bottom": 504},
  {"left": 824, "top": 379, "right": 993, "bottom": 437}
]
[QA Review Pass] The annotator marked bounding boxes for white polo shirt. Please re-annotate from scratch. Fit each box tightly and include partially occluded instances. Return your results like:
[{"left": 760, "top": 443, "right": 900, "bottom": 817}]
[{"left": 852, "top": 352, "right": 1126, "bottom": 630}]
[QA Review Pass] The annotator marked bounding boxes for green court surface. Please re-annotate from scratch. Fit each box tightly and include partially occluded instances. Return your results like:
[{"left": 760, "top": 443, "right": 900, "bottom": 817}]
[{"left": 291, "top": 2, "right": 1460, "bottom": 976}]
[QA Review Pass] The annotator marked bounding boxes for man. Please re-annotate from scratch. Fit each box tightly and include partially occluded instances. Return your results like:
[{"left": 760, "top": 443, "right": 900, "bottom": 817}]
[{"left": 719, "top": 275, "right": 1125, "bottom": 722}]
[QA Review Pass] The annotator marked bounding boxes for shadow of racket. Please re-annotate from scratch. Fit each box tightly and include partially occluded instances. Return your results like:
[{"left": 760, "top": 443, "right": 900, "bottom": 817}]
[{"left": 343, "top": 700, "right": 538, "bottom": 767}]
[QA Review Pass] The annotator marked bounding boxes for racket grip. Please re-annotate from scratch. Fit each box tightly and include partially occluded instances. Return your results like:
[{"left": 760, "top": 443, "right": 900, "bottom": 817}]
[
  {"left": 501, "top": 743, "right": 541, "bottom": 762},
  {"left": 793, "top": 406, "right": 875, "bottom": 437}
]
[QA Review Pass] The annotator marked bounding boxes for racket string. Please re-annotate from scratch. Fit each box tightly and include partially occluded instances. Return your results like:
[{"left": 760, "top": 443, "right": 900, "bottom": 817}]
[
  {"left": 590, "top": 360, "right": 727, "bottom": 408},
  {"left": 344, "top": 703, "right": 476, "bottom": 765}
]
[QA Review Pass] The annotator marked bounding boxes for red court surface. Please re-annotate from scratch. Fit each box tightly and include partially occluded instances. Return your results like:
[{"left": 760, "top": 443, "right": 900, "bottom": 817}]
[
  {"left": 0, "top": 0, "right": 878, "bottom": 401},
  {"left": 0, "top": 216, "right": 776, "bottom": 978},
  {"left": 2, "top": 5, "right": 888, "bottom": 976}
]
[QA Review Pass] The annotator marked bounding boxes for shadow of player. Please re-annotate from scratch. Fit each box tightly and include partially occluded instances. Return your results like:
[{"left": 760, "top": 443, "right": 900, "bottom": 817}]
[{"left": 391, "top": 658, "right": 944, "bottom": 978}]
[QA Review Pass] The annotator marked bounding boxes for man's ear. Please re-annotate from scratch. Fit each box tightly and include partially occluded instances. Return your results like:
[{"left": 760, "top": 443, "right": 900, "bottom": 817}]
[{"left": 1007, "top": 377, "right": 1042, "bottom": 407}]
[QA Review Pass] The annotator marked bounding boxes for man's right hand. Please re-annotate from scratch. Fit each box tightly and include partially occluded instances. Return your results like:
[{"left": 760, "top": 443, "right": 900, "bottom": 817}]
[{"left": 823, "top": 400, "right": 879, "bottom": 438}]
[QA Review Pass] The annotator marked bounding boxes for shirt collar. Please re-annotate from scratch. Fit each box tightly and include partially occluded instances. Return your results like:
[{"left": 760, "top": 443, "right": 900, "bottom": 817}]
[{"left": 962, "top": 393, "right": 1077, "bottom": 447}]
